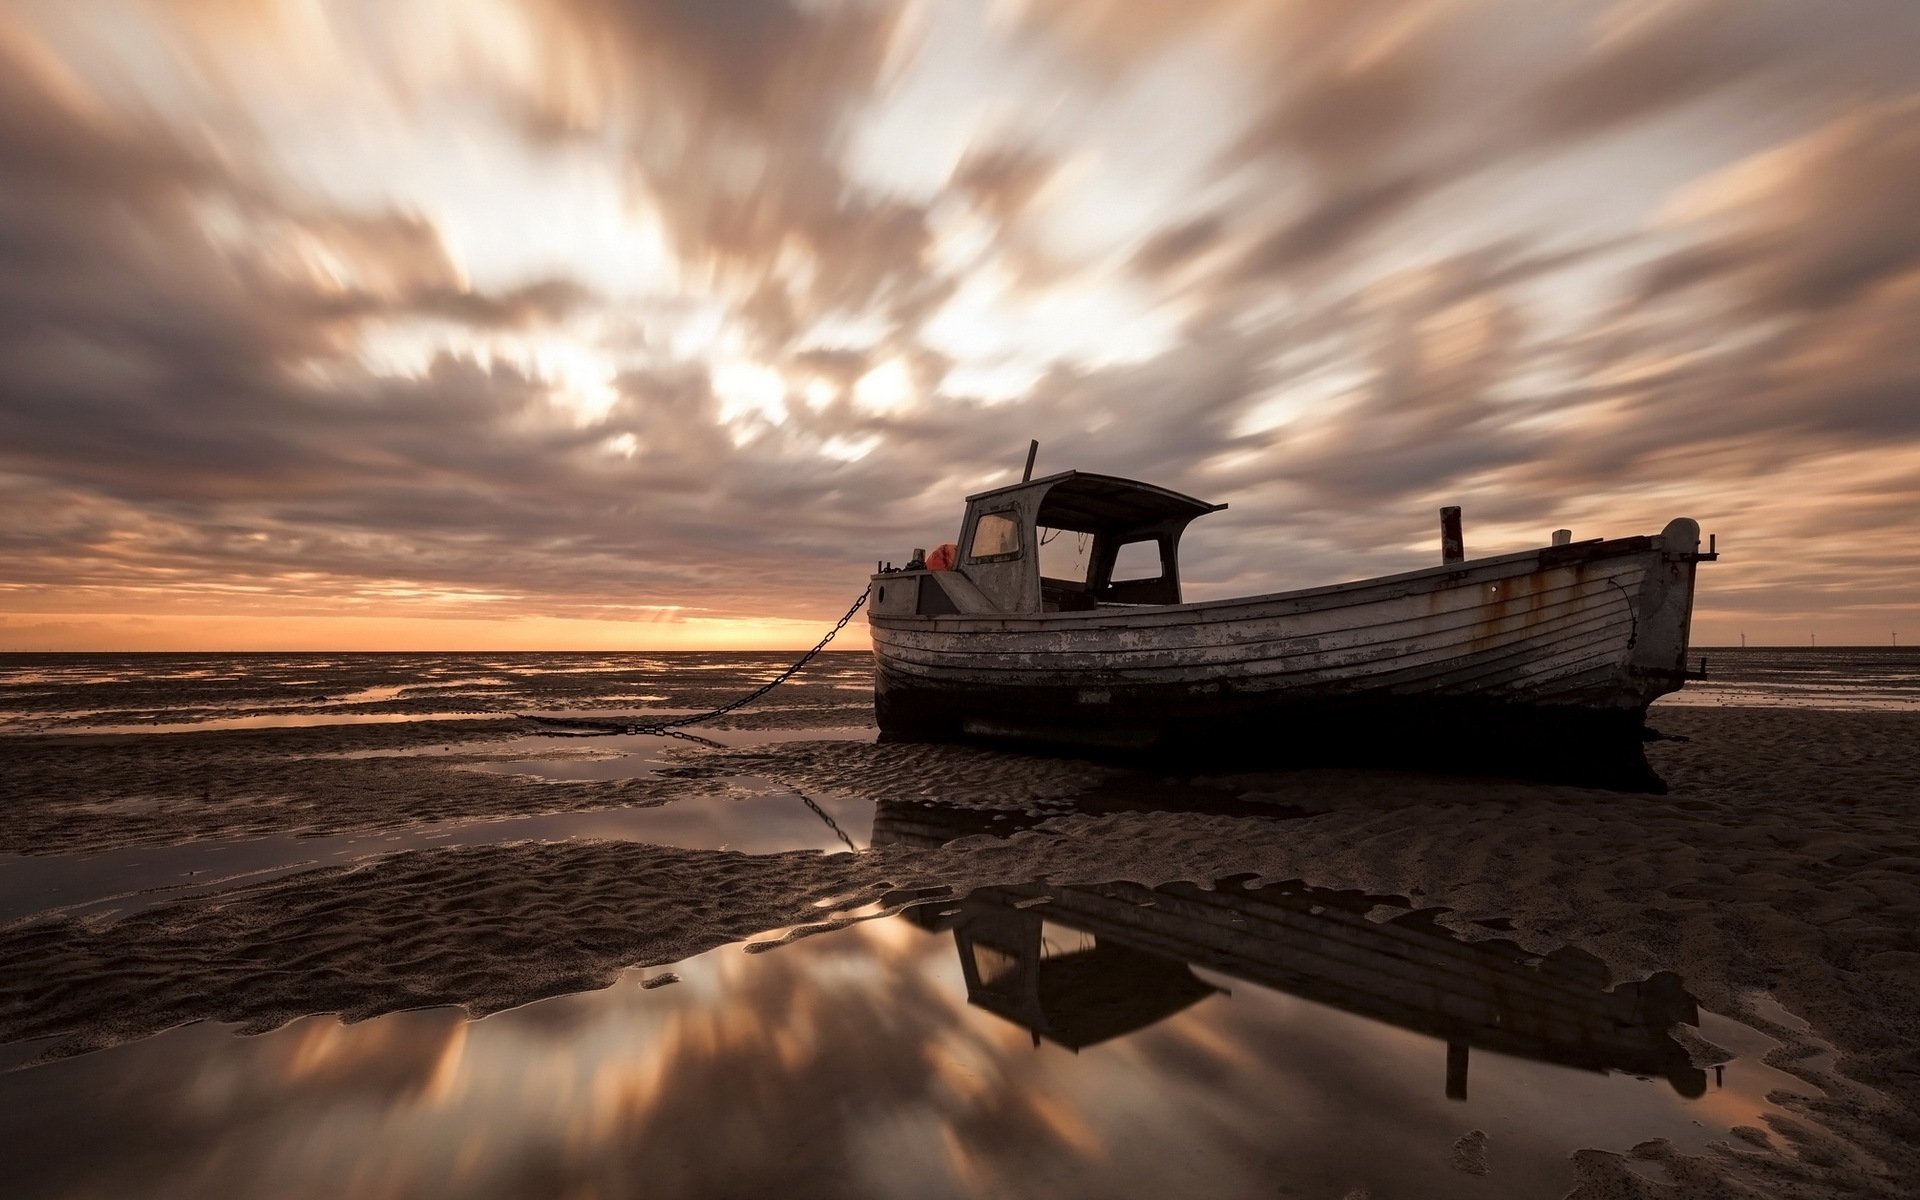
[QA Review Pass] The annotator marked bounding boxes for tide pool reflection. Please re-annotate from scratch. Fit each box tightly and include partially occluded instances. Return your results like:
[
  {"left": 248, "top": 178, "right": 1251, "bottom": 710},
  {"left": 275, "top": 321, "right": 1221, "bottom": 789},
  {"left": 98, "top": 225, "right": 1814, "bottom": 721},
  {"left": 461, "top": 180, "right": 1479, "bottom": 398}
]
[
  {"left": 4, "top": 880, "right": 1809, "bottom": 1200},
  {"left": 920, "top": 878, "right": 1704, "bottom": 1100}
]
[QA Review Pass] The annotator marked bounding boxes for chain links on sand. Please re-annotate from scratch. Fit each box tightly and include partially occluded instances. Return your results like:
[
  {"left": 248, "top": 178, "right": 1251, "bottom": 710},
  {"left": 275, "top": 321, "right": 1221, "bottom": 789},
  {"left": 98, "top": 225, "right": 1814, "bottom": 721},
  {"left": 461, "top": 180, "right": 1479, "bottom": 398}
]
[{"left": 521, "top": 585, "right": 871, "bottom": 736}]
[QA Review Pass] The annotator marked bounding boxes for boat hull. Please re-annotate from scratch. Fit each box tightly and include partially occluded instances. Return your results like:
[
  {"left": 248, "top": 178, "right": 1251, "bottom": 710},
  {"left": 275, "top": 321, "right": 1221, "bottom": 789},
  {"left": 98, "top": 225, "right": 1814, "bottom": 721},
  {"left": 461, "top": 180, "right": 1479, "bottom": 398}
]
[{"left": 869, "top": 520, "right": 1705, "bottom": 784}]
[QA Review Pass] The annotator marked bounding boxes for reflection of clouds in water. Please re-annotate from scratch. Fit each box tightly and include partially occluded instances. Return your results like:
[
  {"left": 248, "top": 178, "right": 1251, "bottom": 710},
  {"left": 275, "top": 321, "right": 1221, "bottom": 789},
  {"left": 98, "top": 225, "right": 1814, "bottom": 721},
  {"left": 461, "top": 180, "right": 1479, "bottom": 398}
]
[
  {"left": 279, "top": 1010, "right": 470, "bottom": 1105},
  {"left": 0, "top": 906, "right": 1819, "bottom": 1200},
  {"left": 576, "top": 922, "right": 1069, "bottom": 1197},
  {"left": 4, "top": 926, "right": 1103, "bottom": 1199}
]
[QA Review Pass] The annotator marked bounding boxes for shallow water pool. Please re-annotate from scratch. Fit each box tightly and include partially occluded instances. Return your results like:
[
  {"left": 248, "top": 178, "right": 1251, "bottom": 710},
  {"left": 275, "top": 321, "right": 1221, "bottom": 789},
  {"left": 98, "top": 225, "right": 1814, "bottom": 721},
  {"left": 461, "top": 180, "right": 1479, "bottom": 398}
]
[{"left": 0, "top": 876, "right": 1819, "bottom": 1200}]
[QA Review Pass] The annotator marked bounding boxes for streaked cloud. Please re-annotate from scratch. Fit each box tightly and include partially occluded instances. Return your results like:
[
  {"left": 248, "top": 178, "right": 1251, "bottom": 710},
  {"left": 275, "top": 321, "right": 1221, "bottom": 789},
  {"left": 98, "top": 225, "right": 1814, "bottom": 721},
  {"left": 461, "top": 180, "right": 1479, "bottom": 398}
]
[{"left": 1, "top": 0, "right": 1917, "bottom": 648}]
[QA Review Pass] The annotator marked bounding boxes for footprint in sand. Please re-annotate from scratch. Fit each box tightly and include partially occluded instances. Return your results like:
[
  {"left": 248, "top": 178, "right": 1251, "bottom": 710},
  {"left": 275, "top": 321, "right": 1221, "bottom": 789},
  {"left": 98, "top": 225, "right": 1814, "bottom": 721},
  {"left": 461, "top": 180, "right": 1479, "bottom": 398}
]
[{"left": 1450, "top": 1129, "right": 1490, "bottom": 1176}]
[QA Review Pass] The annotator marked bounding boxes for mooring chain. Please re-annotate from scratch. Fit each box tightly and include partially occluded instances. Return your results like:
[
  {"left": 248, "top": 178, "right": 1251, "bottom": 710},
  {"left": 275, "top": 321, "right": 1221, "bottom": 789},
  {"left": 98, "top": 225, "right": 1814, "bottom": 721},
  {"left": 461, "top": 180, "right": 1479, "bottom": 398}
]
[
  {"left": 797, "top": 789, "right": 859, "bottom": 854},
  {"left": 644, "top": 585, "right": 873, "bottom": 732},
  {"left": 520, "top": 585, "right": 871, "bottom": 736},
  {"left": 509, "top": 585, "right": 873, "bottom": 852}
]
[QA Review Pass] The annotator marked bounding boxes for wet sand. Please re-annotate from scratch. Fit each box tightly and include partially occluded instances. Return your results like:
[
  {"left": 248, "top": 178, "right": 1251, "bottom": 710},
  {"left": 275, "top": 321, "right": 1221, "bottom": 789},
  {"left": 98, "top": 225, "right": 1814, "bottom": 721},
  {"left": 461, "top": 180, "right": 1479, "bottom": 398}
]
[{"left": 2, "top": 655, "right": 1918, "bottom": 1197}]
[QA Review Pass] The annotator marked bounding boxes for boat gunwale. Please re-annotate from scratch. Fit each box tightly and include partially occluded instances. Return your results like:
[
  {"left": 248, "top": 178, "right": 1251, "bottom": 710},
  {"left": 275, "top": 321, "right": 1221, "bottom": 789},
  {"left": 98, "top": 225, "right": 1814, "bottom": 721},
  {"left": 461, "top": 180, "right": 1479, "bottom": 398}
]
[
  {"left": 871, "top": 535, "right": 1662, "bottom": 631},
  {"left": 871, "top": 566, "right": 1645, "bottom": 659}
]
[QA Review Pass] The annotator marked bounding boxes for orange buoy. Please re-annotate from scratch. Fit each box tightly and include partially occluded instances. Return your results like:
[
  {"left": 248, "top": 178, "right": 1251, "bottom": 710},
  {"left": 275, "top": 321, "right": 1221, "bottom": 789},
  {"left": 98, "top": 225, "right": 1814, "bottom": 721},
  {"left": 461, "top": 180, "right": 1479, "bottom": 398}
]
[{"left": 926, "top": 542, "right": 959, "bottom": 571}]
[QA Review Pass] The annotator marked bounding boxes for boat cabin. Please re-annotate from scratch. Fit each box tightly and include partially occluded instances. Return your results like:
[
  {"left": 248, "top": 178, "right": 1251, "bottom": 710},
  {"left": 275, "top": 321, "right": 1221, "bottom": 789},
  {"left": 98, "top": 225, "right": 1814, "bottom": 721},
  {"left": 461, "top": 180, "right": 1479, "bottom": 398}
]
[
  {"left": 950, "top": 901, "right": 1220, "bottom": 1050},
  {"left": 872, "top": 470, "right": 1225, "bottom": 618}
]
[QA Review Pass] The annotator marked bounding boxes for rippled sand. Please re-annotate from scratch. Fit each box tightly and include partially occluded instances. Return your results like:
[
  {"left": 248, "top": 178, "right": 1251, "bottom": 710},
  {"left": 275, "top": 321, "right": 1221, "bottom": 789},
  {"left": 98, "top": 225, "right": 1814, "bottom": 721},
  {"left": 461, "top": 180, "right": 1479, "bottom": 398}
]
[{"left": 3, "top": 652, "right": 1918, "bottom": 1197}]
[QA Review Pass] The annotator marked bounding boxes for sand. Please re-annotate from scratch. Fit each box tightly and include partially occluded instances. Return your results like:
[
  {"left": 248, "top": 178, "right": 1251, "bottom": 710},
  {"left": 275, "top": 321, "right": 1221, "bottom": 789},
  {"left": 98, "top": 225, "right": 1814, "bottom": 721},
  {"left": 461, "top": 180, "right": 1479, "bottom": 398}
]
[
  {"left": 3, "top": 703, "right": 1919, "bottom": 1198},
  {"left": 0, "top": 719, "right": 718, "bottom": 855}
]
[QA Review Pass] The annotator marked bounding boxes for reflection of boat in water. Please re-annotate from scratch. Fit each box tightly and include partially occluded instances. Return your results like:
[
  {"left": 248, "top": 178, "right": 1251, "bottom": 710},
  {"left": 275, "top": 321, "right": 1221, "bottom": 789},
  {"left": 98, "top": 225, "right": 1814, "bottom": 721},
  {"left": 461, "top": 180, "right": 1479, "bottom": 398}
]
[
  {"left": 904, "top": 874, "right": 1705, "bottom": 1099},
  {"left": 868, "top": 464, "right": 1715, "bottom": 787}
]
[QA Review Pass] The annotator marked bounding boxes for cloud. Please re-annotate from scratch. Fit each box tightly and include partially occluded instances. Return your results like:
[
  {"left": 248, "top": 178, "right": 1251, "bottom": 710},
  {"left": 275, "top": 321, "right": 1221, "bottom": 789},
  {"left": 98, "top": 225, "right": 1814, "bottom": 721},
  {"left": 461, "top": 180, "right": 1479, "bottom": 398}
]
[
  {"left": 1229, "top": 171, "right": 1435, "bottom": 281},
  {"left": 1131, "top": 214, "right": 1226, "bottom": 280},
  {"left": 513, "top": 0, "right": 952, "bottom": 353},
  {"left": 0, "top": 1, "right": 1918, "bottom": 643},
  {"left": 1506, "top": 97, "right": 1920, "bottom": 493},
  {"left": 1523, "top": 0, "right": 1920, "bottom": 147},
  {"left": 1646, "top": 100, "right": 1920, "bottom": 317},
  {"left": 951, "top": 142, "right": 1061, "bottom": 226}
]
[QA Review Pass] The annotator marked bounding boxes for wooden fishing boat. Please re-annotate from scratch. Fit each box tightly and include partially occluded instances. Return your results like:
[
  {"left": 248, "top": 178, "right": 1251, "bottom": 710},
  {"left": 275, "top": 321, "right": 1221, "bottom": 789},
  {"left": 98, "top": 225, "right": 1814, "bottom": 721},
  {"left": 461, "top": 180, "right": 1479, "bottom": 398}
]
[{"left": 868, "top": 462, "right": 1715, "bottom": 779}]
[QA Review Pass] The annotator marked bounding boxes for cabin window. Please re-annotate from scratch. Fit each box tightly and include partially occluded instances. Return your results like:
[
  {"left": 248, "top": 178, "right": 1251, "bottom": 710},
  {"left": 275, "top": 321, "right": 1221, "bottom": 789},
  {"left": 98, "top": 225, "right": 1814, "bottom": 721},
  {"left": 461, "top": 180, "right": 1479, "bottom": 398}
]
[
  {"left": 1112, "top": 539, "right": 1163, "bottom": 581},
  {"left": 966, "top": 942, "right": 1022, "bottom": 990},
  {"left": 968, "top": 510, "right": 1021, "bottom": 560},
  {"left": 1037, "top": 526, "right": 1095, "bottom": 583}
]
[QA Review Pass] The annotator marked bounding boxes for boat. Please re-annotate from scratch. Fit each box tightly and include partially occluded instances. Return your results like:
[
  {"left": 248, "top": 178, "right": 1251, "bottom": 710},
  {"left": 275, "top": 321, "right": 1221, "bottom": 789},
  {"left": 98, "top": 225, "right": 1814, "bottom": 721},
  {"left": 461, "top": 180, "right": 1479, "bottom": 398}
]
[{"left": 867, "top": 458, "right": 1715, "bottom": 782}]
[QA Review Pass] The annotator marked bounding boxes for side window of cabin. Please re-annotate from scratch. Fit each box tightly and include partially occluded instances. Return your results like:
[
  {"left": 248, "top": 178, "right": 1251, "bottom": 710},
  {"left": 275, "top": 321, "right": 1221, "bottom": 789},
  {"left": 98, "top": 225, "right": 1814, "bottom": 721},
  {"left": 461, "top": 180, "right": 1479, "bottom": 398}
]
[
  {"left": 965, "top": 941, "right": 1022, "bottom": 991},
  {"left": 1112, "top": 539, "right": 1163, "bottom": 581},
  {"left": 1037, "top": 527, "right": 1095, "bottom": 583},
  {"left": 968, "top": 511, "right": 1021, "bottom": 560}
]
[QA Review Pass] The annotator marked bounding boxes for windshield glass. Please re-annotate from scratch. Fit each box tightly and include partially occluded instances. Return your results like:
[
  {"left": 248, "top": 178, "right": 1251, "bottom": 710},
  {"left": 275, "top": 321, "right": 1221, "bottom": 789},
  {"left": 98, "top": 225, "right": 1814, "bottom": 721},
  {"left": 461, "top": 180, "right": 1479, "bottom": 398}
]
[{"left": 1037, "top": 527, "right": 1095, "bottom": 583}]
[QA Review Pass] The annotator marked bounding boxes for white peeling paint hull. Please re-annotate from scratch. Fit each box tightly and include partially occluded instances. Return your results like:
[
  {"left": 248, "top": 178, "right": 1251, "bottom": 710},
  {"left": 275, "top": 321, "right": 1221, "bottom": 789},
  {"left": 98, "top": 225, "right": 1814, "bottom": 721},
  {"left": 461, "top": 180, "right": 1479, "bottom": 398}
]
[{"left": 868, "top": 519, "right": 1707, "bottom": 777}]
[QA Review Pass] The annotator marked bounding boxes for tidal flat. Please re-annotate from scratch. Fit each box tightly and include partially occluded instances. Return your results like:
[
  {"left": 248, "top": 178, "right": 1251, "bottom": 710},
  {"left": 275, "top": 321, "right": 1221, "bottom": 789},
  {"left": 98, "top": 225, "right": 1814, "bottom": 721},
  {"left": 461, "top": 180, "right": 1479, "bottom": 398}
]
[{"left": 2, "top": 649, "right": 1917, "bottom": 1199}]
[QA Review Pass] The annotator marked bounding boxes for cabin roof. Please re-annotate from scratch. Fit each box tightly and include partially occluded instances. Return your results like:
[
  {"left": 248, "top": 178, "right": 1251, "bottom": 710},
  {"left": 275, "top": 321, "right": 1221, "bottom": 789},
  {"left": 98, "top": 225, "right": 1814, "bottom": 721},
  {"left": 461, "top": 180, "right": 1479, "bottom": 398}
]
[{"left": 965, "top": 470, "right": 1224, "bottom": 532}]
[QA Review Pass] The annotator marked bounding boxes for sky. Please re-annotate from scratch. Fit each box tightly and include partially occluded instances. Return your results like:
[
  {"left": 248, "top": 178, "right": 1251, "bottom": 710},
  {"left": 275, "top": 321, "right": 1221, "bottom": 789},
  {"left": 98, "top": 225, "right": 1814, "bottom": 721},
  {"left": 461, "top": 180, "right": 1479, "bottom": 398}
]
[{"left": 1, "top": 0, "right": 1917, "bottom": 651}]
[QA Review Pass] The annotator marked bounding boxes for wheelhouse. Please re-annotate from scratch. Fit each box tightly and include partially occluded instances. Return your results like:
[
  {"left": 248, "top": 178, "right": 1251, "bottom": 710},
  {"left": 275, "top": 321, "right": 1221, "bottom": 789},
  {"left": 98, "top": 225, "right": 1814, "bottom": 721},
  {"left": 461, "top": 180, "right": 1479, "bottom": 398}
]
[{"left": 871, "top": 471, "right": 1224, "bottom": 618}]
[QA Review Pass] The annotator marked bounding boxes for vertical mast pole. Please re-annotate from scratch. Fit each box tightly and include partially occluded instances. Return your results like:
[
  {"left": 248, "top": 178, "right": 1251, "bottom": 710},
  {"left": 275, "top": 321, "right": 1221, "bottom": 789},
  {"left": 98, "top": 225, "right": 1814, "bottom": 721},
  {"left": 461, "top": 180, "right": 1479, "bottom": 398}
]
[{"left": 1439, "top": 506, "right": 1464, "bottom": 565}]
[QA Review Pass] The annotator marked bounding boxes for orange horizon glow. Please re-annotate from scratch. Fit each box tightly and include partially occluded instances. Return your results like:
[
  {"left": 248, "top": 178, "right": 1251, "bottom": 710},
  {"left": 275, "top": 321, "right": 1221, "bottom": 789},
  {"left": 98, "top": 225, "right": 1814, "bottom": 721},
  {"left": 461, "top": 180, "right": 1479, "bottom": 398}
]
[
  {"left": 0, "top": 601, "right": 1901, "bottom": 655},
  {"left": 0, "top": 612, "right": 878, "bottom": 654}
]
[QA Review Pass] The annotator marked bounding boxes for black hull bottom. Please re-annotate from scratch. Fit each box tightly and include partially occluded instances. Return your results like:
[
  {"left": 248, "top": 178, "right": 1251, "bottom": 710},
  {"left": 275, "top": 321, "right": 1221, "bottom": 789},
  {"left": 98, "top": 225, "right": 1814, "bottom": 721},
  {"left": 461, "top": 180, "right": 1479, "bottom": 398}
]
[{"left": 874, "top": 671, "right": 1666, "bottom": 792}]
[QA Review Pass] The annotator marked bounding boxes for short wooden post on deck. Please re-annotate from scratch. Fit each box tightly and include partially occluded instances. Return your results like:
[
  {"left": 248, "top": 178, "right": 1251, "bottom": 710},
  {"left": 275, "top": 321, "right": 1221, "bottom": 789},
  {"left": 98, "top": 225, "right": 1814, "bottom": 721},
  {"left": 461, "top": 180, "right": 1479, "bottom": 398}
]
[
  {"left": 1552, "top": 529, "right": 1572, "bottom": 546},
  {"left": 1440, "top": 506, "right": 1464, "bottom": 565},
  {"left": 1446, "top": 1040, "right": 1470, "bottom": 1100}
]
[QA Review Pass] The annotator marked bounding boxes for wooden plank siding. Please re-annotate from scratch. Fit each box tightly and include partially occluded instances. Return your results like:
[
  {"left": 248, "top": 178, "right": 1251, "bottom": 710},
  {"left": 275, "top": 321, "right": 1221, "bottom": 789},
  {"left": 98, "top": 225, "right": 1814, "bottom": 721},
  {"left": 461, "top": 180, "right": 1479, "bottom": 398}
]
[
  {"left": 867, "top": 518, "right": 1704, "bottom": 775},
  {"left": 874, "top": 556, "right": 1651, "bottom": 703}
]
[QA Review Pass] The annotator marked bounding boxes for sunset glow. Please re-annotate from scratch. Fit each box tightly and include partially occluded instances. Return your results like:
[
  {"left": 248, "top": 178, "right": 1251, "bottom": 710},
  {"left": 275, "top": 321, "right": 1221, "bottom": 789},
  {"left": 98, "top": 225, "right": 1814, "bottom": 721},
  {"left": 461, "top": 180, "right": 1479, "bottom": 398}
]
[{"left": 3, "top": 0, "right": 1917, "bottom": 649}]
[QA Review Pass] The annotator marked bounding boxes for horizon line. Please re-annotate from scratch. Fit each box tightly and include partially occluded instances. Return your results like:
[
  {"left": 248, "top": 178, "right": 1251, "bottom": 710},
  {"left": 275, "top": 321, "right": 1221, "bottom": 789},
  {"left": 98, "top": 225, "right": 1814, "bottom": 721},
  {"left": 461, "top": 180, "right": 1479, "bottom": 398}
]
[{"left": 0, "top": 643, "right": 1909, "bottom": 655}]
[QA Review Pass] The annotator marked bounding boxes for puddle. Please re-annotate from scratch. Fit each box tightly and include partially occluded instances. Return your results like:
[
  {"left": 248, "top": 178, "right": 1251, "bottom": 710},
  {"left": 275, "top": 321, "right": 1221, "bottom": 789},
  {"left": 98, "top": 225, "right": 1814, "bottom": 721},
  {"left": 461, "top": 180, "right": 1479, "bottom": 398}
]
[
  {"left": 0, "top": 876, "right": 1821, "bottom": 1200},
  {"left": 2, "top": 725, "right": 882, "bottom": 925},
  {"left": 1649, "top": 647, "right": 1920, "bottom": 711},
  {"left": 25, "top": 711, "right": 509, "bottom": 735},
  {"left": 0, "top": 786, "right": 877, "bottom": 925},
  {"left": 448, "top": 725, "right": 875, "bottom": 782},
  {"left": 10, "top": 706, "right": 861, "bottom": 738},
  {"left": 1737, "top": 989, "right": 1847, "bottom": 1080},
  {"left": 1655, "top": 687, "right": 1920, "bottom": 712},
  {"left": 329, "top": 684, "right": 411, "bottom": 703},
  {"left": 0, "top": 650, "right": 880, "bottom": 736}
]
